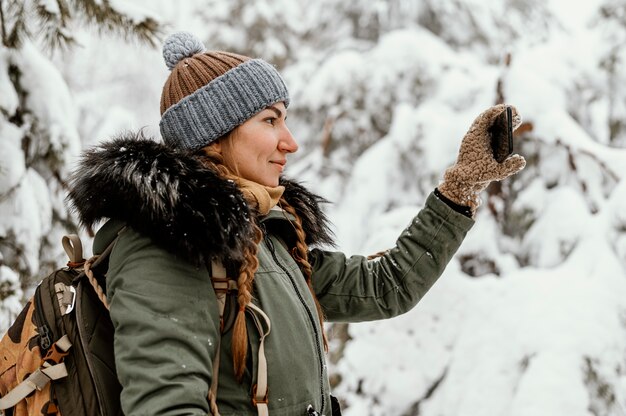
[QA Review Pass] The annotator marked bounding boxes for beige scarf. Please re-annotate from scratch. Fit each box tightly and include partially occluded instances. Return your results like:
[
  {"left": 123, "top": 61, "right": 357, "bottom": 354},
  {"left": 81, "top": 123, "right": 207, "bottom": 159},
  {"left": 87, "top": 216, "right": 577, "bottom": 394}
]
[{"left": 235, "top": 177, "right": 284, "bottom": 215}]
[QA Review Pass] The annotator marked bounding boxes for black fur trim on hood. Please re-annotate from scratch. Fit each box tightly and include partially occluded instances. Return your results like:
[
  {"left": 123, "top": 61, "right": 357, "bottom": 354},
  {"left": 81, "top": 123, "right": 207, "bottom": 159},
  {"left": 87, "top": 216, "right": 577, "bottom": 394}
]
[
  {"left": 280, "top": 178, "right": 334, "bottom": 248},
  {"left": 66, "top": 132, "right": 334, "bottom": 265}
]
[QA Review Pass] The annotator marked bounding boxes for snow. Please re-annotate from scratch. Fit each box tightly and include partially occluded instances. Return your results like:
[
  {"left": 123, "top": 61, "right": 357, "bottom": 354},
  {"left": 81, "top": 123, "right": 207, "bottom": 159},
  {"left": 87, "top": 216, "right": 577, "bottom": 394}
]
[
  {"left": 108, "top": 0, "right": 161, "bottom": 25},
  {"left": 1, "top": 0, "right": 625, "bottom": 414},
  {"left": 0, "top": 265, "right": 22, "bottom": 332},
  {"left": 14, "top": 42, "right": 81, "bottom": 168},
  {"left": 0, "top": 39, "right": 84, "bottom": 323},
  {"left": 0, "top": 50, "right": 19, "bottom": 115},
  {"left": 39, "top": 0, "right": 61, "bottom": 16},
  {"left": 331, "top": 131, "right": 400, "bottom": 254},
  {"left": 338, "top": 239, "right": 626, "bottom": 415},
  {"left": 0, "top": 169, "right": 53, "bottom": 275},
  {"left": 0, "top": 122, "right": 26, "bottom": 195},
  {"left": 521, "top": 187, "right": 589, "bottom": 267}
]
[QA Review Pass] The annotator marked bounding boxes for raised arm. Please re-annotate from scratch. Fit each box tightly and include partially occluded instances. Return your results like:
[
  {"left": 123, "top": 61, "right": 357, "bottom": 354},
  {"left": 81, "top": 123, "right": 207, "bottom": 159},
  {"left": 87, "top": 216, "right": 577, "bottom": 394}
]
[
  {"left": 310, "top": 104, "right": 526, "bottom": 322},
  {"left": 309, "top": 191, "right": 473, "bottom": 322}
]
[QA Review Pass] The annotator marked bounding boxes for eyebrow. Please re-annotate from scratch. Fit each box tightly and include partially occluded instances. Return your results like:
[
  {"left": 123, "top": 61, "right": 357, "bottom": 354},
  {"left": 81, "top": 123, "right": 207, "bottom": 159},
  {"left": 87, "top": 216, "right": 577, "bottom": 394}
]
[{"left": 265, "top": 105, "right": 283, "bottom": 119}]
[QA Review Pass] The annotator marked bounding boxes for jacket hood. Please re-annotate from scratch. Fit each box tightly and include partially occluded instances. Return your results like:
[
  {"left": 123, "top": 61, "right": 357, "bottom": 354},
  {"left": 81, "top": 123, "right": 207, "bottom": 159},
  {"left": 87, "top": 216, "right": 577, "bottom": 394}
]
[{"left": 66, "top": 132, "right": 334, "bottom": 265}]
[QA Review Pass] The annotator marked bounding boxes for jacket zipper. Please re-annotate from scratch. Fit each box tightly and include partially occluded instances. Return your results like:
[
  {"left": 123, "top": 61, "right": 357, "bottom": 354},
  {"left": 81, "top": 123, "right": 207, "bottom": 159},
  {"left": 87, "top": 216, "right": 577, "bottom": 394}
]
[{"left": 264, "top": 232, "right": 326, "bottom": 414}]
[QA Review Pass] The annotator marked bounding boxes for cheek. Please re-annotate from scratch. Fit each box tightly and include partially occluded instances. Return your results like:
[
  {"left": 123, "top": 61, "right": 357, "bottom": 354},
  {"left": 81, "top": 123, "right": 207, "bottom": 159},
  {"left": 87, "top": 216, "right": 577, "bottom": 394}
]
[
  {"left": 229, "top": 129, "right": 278, "bottom": 172},
  {"left": 252, "top": 137, "right": 277, "bottom": 161}
]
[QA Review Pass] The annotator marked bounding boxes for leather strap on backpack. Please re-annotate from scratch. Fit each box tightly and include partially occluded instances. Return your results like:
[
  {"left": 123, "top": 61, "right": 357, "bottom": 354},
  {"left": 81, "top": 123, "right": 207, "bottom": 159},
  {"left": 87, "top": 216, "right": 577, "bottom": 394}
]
[
  {"left": 248, "top": 302, "right": 271, "bottom": 416},
  {"left": 208, "top": 260, "right": 272, "bottom": 416},
  {"left": 207, "top": 260, "right": 228, "bottom": 416},
  {"left": 62, "top": 234, "right": 85, "bottom": 268}
]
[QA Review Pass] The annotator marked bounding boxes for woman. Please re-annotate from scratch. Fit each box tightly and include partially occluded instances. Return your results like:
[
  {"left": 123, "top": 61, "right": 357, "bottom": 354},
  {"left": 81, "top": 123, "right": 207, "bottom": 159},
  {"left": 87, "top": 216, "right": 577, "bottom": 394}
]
[{"left": 68, "top": 32, "right": 525, "bottom": 416}]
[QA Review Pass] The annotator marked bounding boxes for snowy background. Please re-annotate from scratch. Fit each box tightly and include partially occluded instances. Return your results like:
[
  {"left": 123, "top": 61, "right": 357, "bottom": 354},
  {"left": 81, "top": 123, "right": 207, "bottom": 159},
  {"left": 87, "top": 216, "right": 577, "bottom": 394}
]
[{"left": 1, "top": 0, "right": 625, "bottom": 415}]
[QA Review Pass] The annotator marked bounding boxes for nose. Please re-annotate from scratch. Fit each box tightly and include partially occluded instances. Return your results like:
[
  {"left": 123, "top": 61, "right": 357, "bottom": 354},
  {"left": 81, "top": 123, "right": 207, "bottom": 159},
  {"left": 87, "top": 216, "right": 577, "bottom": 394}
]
[{"left": 278, "top": 125, "right": 299, "bottom": 153}]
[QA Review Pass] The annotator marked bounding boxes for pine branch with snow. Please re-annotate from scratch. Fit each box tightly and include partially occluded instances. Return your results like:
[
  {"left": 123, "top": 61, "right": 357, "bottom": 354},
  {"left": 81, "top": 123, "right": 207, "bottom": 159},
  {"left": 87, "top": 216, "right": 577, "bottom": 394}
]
[
  {"left": 0, "top": 0, "right": 161, "bottom": 51},
  {"left": 67, "top": 0, "right": 161, "bottom": 47},
  {"left": 0, "top": 0, "right": 163, "bottom": 332}
]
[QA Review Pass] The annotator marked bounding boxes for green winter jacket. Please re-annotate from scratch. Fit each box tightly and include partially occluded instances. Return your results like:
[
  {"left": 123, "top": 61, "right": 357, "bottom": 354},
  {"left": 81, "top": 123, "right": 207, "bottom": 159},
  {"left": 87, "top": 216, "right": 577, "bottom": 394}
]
[{"left": 69, "top": 135, "right": 474, "bottom": 416}]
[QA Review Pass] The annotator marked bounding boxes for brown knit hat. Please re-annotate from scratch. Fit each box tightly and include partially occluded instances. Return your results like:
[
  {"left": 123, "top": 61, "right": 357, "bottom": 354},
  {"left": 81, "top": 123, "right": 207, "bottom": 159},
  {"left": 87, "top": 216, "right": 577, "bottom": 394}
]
[
  {"left": 159, "top": 32, "right": 290, "bottom": 151},
  {"left": 160, "top": 51, "right": 250, "bottom": 115}
]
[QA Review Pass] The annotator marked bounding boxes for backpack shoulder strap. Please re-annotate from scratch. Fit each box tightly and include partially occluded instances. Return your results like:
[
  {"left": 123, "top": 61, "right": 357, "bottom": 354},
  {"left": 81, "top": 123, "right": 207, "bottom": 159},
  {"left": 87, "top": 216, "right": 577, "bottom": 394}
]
[
  {"left": 247, "top": 302, "right": 271, "bottom": 416},
  {"left": 81, "top": 227, "right": 126, "bottom": 310},
  {"left": 207, "top": 260, "right": 230, "bottom": 416},
  {"left": 208, "top": 260, "right": 271, "bottom": 416},
  {"left": 209, "top": 261, "right": 237, "bottom": 332}
]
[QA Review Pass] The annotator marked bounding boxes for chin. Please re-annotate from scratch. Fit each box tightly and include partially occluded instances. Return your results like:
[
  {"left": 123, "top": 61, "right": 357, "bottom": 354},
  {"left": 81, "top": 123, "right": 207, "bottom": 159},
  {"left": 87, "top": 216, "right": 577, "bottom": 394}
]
[
  {"left": 266, "top": 176, "right": 280, "bottom": 187},
  {"left": 256, "top": 177, "right": 279, "bottom": 187}
]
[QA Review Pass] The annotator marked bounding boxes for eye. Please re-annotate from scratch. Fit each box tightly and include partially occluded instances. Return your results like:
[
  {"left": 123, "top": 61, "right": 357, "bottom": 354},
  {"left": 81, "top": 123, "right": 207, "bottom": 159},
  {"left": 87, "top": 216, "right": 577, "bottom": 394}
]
[{"left": 264, "top": 117, "right": 277, "bottom": 126}]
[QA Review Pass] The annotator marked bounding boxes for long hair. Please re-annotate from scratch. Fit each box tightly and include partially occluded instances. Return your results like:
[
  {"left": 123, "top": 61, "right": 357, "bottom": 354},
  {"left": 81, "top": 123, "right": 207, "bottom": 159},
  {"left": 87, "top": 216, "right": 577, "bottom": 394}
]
[
  {"left": 196, "top": 146, "right": 328, "bottom": 381},
  {"left": 279, "top": 197, "right": 329, "bottom": 352},
  {"left": 195, "top": 147, "right": 260, "bottom": 380}
]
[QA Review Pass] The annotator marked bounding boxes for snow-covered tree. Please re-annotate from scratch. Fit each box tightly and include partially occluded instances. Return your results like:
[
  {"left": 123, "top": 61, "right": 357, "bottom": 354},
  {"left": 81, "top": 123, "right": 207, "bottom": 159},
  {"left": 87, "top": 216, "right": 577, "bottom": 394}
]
[
  {"left": 0, "top": 0, "right": 160, "bottom": 330},
  {"left": 594, "top": 0, "right": 626, "bottom": 146},
  {"left": 288, "top": 1, "right": 626, "bottom": 414},
  {"left": 1, "top": 0, "right": 625, "bottom": 413}
]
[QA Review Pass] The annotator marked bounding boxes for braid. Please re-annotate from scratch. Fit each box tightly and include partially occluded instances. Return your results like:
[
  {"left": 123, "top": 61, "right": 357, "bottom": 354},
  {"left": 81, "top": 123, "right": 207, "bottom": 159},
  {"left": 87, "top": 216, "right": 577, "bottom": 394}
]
[
  {"left": 197, "top": 148, "right": 328, "bottom": 378},
  {"left": 279, "top": 197, "right": 329, "bottom": 352},
  {"left": 232, "top": 221, "right": 263, "bottom": 380},
  {"left": 196, "top": 147, "right": 260, "bottom": 382},
  {"left": 198, "top": 148, "right": 236, "bottom": 179}
]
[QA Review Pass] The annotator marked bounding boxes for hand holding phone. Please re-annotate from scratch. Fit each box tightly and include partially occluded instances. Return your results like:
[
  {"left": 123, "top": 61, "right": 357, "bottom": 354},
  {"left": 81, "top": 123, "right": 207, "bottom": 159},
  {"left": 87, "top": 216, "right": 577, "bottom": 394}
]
[
  {"left": 488, "top": 105, "right": 513, "bottom": 163},
  {"left": 438, "top": 104, "right": 526, "bottom": 213}
]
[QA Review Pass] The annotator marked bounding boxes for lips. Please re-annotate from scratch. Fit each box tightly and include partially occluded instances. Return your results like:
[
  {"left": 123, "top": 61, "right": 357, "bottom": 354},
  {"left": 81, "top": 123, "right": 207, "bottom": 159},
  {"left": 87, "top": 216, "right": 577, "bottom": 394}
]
[{"left": 270, "top": 160, "right": 286, "bottom": 170}]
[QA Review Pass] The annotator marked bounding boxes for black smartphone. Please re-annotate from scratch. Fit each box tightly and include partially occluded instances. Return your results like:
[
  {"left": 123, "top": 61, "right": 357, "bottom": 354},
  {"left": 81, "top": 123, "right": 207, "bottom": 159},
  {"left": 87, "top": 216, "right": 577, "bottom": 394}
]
[{"left": 489, "top": 106, "right": 513, "bottom": 163}]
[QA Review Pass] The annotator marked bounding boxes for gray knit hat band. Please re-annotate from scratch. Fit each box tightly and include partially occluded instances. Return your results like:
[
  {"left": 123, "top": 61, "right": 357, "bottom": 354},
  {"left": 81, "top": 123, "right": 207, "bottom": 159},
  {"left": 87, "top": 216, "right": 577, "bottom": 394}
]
[{"left": 160, "top": 59, "right": 290, "bottom": 151}]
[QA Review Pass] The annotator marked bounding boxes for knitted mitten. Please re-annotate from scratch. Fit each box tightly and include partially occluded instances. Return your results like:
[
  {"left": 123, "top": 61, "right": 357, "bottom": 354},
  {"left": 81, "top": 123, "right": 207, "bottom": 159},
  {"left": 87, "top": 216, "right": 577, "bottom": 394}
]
[{"left": 438, "top": 104, "right": 526, "bottom": 215}]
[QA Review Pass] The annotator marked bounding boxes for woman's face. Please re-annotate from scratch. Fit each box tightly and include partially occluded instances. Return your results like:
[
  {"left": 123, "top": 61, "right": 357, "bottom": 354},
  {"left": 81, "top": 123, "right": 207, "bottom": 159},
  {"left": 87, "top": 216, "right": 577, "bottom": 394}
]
[{"left": 217, "top": 102, "right": 298, "bottom": 186}]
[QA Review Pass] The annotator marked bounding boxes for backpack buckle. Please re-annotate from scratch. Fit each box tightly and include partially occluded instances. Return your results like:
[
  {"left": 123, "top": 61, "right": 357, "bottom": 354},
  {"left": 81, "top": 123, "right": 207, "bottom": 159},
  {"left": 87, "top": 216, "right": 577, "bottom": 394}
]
[
  {"left": 41, "top": 335, "right": 72, "bottom": 366},
  {"left": 55, "top": 283, "right": 76, "bottom": 315},
  {"left": 251, "top": 384, "right": 268, "bottom": 406}
]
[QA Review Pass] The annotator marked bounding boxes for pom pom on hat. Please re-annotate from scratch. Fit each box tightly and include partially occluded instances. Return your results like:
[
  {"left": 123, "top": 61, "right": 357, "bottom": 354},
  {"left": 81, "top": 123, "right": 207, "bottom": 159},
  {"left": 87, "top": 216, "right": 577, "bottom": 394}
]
[{"left": 162, "top": 32, "right": 206, "bottom": 71}]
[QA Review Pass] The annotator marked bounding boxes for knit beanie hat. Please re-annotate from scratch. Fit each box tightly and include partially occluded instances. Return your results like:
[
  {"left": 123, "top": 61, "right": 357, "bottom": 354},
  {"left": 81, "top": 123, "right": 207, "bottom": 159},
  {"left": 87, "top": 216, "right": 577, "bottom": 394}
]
[{"left": 159, "top": 32, "right": 290, "bottom": 151}]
